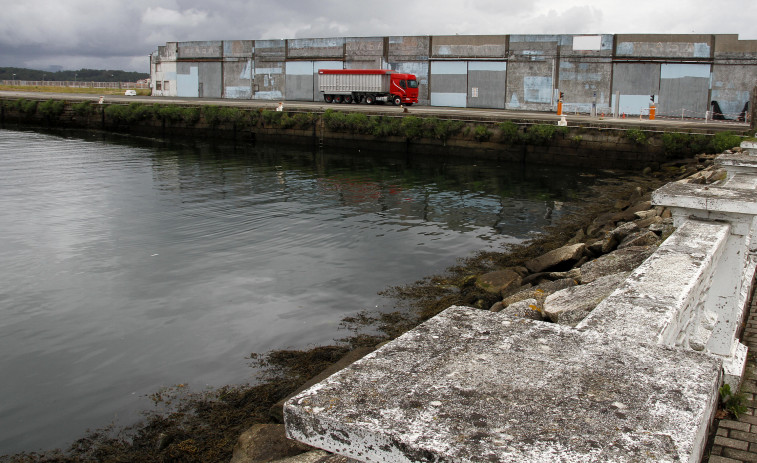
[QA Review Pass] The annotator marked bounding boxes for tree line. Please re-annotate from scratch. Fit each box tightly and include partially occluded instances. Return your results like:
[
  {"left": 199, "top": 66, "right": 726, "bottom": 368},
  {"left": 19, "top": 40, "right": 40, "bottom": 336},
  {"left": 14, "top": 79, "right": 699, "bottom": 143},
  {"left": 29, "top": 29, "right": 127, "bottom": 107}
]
[{"left": 1, "top": 67, "right": 149, "bottom": 82}]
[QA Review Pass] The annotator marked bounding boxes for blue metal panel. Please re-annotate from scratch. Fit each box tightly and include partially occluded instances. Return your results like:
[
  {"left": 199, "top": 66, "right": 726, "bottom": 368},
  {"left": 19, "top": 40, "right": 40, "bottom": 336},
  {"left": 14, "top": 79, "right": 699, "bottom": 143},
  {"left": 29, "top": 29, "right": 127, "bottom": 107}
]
[
  {"left": 431, "top": 61, "right": 467, "bottom": 74},
  {"left": 177, "top": 66, "right": 199, "bottom": 97},
  {"left": 661, "top": 63, "right": 711, "bottom": 79},
  {"left": 468, "top": 61, "right": 506, "bottom": 72},
  {"left": 430, "top": 93, "right": 467, "bottom": 107}
]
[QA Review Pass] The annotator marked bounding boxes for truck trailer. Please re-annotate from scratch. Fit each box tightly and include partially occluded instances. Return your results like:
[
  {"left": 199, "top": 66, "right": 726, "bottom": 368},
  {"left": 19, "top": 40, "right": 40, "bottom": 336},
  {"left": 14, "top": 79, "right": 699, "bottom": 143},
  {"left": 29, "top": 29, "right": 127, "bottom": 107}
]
[{"left": 317, "top": 69, "right": 419, "bottom": 105}]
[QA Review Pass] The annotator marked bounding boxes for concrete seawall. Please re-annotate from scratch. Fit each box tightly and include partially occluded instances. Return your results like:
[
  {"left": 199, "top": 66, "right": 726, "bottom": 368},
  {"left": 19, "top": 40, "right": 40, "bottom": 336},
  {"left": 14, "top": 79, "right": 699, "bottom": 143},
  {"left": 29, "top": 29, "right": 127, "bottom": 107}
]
[{"left": 0, "top": 94, "right": 750, "bottom": 170}]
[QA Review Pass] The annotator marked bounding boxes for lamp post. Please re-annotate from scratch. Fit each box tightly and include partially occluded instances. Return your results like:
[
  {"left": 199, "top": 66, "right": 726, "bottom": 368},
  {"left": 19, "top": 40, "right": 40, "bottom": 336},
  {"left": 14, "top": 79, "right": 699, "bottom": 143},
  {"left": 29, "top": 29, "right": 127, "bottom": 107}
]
[{"left": 12, "top": 73, "right": 16, "bottom": 84}]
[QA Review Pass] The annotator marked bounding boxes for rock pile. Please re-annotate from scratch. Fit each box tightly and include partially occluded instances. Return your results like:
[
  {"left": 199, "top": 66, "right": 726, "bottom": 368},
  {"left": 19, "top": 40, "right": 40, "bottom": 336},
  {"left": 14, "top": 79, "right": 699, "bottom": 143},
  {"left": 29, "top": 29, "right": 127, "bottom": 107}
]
[{"left": 479, "top": 154, "right": 728, "bottom": 327}]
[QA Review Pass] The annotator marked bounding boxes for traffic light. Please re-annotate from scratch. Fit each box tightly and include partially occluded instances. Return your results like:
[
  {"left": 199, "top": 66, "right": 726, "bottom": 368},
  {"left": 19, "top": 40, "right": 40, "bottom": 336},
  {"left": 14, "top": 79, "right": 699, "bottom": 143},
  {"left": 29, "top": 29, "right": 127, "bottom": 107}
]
[
  {"left": 650, "top": 95, "right": 655, "bottom": 102},
  {"left": 559, "top": 92, "right": 564, "bottom": 99}
]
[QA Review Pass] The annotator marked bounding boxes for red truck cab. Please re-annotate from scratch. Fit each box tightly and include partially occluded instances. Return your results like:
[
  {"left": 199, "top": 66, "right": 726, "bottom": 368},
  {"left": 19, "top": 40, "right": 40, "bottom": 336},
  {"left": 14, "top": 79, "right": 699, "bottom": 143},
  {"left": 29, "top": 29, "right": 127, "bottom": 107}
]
[{"left": 389, "top": 73, "right": 420, "bottom": 104}]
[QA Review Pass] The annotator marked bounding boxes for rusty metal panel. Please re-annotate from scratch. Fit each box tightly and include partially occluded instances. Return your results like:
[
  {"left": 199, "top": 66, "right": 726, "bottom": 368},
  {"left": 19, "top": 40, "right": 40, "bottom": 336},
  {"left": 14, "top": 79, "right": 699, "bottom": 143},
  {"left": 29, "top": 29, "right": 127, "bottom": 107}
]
[
  {"left": 615, "top": 34, "right": 713, "bottom": 58},
  {"left": 431, "top": 35, "right": 507, "bottom": 58},
  {"left": 178, "top": 41, "right": 222, "bottom": 59},
  {"left": 288, "top": 38, "right": 344, "bottom": 59}
]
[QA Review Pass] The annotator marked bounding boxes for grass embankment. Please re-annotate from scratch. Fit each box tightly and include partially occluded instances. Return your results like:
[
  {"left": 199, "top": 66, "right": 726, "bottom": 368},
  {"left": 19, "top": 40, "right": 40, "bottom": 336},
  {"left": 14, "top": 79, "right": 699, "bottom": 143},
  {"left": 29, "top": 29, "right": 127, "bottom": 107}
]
[{"left": 0, "top": 85, "right": 150, "bottom": 96}]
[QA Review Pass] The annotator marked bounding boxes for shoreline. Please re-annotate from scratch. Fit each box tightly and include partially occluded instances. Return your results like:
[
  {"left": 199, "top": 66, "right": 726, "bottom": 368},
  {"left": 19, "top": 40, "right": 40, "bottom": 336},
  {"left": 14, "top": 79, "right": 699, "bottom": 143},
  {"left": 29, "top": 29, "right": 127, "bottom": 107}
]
[{"left": 1, "top": 147, "right": 718, "bottom": 463}]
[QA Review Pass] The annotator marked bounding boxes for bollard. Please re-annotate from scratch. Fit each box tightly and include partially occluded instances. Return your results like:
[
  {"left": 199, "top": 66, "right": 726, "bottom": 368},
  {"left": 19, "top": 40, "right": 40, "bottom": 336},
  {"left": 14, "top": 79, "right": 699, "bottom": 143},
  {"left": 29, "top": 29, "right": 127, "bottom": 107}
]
[{"left": 649, "top": 105, "right": 656, "bottom": 120}]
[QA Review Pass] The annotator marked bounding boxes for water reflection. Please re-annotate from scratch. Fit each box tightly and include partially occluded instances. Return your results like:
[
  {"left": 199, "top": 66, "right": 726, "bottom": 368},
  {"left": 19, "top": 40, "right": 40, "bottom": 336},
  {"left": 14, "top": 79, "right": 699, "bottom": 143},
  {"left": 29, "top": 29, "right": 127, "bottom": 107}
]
[{"left": 0, "top": 128, "right": 599, "bottom": 454}]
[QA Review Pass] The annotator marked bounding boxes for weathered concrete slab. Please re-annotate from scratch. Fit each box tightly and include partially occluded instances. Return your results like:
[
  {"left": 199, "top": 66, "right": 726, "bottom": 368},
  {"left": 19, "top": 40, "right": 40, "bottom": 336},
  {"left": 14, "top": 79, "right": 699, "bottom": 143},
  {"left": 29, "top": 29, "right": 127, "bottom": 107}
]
[
  {"left": 285, "top": 306, "right": 721, "bottom": 463},
  {"left": 578, "top": 219, "right": 730, "bottom": 346},
  {"left": 653, "top": 182, "right": 757, "bottom": 217}
]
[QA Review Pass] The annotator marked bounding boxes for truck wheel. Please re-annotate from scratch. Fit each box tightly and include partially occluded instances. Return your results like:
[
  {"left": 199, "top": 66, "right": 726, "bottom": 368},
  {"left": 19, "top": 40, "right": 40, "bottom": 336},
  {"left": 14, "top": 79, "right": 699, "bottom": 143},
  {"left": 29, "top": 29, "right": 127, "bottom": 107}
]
[
  {"left": 392, "top": 96, "right": 402, "bottom": 106},
  {"left": 365, "top": 95, "right": 374, "bottom": 105},
  {"left": 344, "top": 95, "right": 353, "bottom": 104},
  {"left": 324, "top": 95, "right": 333, "bottom": 103},
  {"left": 334, "top": 95, "right": 343, "bottom": 103}
]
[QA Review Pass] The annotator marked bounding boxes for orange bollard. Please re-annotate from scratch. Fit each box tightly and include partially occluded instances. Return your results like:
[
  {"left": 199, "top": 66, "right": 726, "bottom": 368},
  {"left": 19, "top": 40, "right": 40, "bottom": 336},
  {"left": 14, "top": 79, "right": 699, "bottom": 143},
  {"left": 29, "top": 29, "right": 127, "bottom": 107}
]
[
  {"left": 649, "top": 105, "right": 656, "bottom": 120},
  {"left": 557, "top": 100, "right": 563, "bottom": 116}
]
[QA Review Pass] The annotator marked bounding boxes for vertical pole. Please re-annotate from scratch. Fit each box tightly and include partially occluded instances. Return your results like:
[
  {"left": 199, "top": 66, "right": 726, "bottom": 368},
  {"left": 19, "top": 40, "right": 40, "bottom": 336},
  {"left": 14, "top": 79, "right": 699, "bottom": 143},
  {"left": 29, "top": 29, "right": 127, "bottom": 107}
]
[{"left": 751, "top": 85, "right": 757, "bottom": 131}]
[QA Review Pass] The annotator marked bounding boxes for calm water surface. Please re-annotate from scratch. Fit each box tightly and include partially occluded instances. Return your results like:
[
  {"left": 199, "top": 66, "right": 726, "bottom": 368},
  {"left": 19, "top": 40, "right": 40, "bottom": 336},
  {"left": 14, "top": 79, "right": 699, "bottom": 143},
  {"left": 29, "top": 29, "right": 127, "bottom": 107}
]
[{"left": 0, "top": 128, "right": 601, "bottom": 453}]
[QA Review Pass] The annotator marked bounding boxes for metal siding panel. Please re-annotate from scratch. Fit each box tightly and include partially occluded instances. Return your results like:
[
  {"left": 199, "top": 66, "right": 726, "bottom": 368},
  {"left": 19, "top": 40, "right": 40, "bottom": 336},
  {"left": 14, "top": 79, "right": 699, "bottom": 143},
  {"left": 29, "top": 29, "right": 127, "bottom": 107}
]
[
  {"left": 468, "top": 66, "right": 506, "bottom": 109},
  {"left": 467, "top": 61, "right": 507, "bottom": 72},
  {"left": 611, "top": 63, "right": 661, "bottom": 94},
  {"left": 286, "top": 61, "right": 314, "bottom": 76},
  {"left": 430, "top": 93, "right": 467, "bottom": 107},
  {"left": 431, "top": 61, "right": 467, "bottom": 75}
]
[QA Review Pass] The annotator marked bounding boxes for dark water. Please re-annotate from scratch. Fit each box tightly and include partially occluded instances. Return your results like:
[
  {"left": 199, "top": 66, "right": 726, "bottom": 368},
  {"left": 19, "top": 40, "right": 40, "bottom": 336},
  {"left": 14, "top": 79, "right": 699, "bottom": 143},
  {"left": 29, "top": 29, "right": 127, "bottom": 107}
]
[{"left": 0, "top": 128, "right": 601, "bottom": 453}]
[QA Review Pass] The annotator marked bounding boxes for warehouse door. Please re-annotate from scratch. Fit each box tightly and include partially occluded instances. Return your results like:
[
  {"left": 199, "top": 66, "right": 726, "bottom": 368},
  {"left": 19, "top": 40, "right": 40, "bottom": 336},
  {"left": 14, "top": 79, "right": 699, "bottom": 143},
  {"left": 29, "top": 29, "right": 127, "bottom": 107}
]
[
  {"left": 467, "top": 62, "right": 507, "bottom": 109},
  {"left": 285, "top": 61, "right": 315, "bottom": 101},
  {"left": 658, "top": 63, "right": 711, "bottom": 118},
  {"left": 430, "top": 61, "right": 467, "bottom": 107}
]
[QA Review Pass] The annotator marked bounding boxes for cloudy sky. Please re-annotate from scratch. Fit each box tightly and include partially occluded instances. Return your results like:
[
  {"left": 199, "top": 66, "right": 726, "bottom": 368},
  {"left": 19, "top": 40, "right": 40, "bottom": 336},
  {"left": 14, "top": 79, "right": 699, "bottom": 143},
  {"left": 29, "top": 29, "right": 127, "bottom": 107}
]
[{"left": 1, "top": 0, "right": 755, "bottom": 73}]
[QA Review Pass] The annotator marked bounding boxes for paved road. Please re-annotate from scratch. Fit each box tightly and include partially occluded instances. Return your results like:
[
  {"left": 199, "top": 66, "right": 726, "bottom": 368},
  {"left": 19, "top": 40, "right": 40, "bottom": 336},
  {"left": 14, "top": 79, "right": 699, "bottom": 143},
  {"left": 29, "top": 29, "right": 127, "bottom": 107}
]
[{"left": 1, "top": 90, "right": 752, "bottom": 133}]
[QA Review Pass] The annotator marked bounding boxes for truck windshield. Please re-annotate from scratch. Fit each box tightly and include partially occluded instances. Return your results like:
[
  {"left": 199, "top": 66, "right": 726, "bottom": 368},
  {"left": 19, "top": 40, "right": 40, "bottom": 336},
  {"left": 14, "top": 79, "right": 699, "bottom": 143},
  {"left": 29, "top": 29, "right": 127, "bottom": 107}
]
[{"left": 407, "top": 80, "right": 419, "bottom": 88}]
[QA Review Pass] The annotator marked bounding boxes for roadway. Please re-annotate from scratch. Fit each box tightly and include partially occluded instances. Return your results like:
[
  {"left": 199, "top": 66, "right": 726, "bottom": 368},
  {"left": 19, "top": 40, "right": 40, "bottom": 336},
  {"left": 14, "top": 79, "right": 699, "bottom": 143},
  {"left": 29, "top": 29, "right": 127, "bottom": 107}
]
[{"left": 1, "top": 90, "right": 751, "bottom": 133}]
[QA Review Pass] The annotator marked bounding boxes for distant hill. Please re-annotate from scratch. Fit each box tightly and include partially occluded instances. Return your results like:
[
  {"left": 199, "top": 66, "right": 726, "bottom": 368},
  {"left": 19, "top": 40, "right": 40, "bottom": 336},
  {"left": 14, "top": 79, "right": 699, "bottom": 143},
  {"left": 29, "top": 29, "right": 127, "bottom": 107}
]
[{"left": 1, "top": 67, "right": 149, "bottom": 82}]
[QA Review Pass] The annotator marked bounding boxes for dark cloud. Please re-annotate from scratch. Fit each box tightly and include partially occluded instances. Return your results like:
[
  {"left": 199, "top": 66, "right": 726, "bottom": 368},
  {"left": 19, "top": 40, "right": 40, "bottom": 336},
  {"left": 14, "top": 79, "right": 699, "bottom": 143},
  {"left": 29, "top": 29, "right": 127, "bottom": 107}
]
[{"left": 1, "top": 0, "right": 754, "bottom": 72}]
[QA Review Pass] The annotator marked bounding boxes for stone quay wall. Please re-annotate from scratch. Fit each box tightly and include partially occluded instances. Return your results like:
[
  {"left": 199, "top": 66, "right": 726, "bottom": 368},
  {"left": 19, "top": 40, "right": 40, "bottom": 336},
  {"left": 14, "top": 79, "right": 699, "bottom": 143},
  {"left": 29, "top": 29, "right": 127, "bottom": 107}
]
[{"left": 0, "top": 95, "right": 748, "bottom": 170}]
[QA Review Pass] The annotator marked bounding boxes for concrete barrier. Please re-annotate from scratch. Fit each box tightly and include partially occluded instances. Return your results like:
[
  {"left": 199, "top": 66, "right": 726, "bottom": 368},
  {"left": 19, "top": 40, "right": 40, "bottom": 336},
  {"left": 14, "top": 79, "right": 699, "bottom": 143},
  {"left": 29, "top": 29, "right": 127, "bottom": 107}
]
[{"left": 284, "top": 144, "right": 757, "bottom": 462}]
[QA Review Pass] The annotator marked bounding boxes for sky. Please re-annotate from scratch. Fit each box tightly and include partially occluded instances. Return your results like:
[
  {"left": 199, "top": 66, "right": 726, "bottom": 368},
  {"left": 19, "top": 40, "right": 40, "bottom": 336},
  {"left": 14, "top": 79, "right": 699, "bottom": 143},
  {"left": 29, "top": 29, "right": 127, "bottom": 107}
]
[{"left": 1, "top": 0, "right": 755, "bottom": 73}]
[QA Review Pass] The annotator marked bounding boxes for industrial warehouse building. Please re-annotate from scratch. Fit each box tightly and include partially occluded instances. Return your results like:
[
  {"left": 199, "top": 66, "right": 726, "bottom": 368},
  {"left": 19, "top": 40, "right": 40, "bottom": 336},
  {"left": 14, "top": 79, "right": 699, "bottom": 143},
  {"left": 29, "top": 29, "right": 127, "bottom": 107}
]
[{"left": 149, "top": 34, "right": 757, "bottom": 119}]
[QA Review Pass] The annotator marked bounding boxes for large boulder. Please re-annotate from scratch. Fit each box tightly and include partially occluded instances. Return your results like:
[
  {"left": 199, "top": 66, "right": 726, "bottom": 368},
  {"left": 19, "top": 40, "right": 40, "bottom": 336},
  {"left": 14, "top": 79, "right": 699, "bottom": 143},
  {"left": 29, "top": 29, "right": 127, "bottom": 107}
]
[
  {"left": 500, "top": 278, "right": 578, "bottom": 309},
  {"left": 618, "top": 230, "right": 660, "bottom": 249},
  {"left": 475, "top": 269, "right": 522, "bottom": 296},
  {"left": 580, "top": 246, "right": 656, "bottom": 284},
  {"left": 543, "top": 272, "right": 630, "bottom": 327},
  {"left": 494, "top": 298, "right": 544, "bottom": 321},
  {"left": 230, "top": 424, "right": 312, "bottom": 463},
  {"left": 524, "top": 243, "right": 585, "bottom": 273}
]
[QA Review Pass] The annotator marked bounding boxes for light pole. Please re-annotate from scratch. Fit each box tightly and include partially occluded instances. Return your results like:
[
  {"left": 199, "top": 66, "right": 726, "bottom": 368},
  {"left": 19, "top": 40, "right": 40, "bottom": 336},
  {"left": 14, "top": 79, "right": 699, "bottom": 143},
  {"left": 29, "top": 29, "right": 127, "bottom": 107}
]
[{"left": 12, "top": 73, "right": 16, "bottom": 84}]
